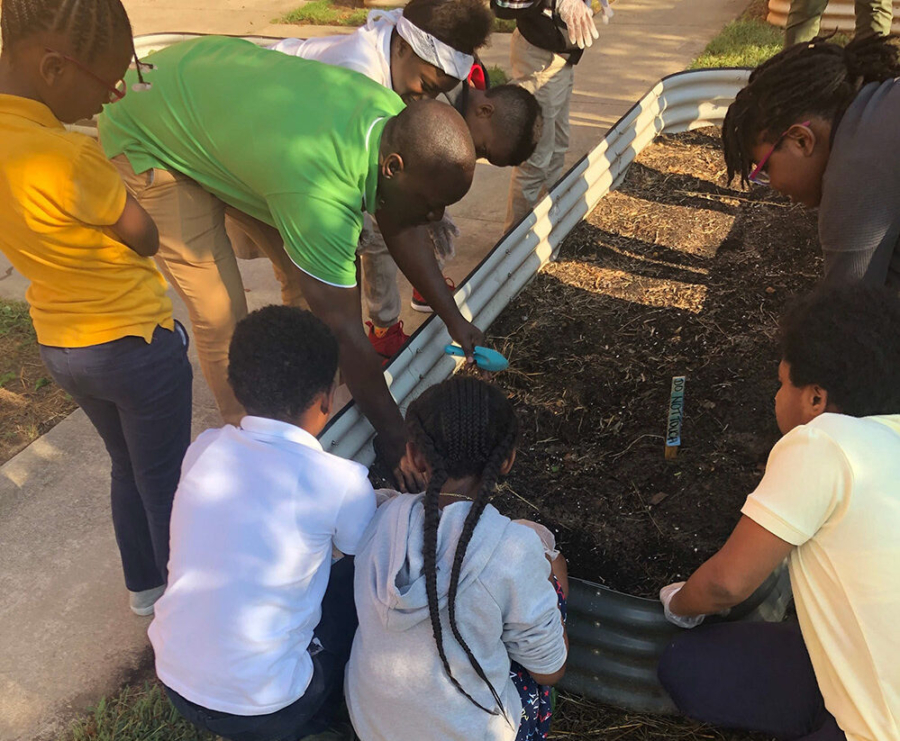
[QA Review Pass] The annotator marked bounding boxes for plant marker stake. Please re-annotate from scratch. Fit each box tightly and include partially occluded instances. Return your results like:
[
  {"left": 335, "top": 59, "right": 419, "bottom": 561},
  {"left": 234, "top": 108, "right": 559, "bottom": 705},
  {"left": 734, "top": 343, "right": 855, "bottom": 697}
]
[{"left": 665, "top": 375, "right": 685, "bottom": 460}]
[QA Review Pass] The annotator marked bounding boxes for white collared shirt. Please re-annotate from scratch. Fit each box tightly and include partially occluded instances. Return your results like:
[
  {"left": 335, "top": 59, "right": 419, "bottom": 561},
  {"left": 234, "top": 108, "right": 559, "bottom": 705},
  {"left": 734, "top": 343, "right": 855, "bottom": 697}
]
[
  {"left": 268, "top": 22, "right": 393, "bottom": 89},
  {"left": 149, "top": 417, "right": 376, "bottom": 716}
]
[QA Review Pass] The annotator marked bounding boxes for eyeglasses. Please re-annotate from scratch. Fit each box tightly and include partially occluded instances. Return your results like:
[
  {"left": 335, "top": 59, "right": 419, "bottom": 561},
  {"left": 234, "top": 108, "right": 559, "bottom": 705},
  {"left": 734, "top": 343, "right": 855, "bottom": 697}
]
[
  {"left": 46, "top": 48, "right": 155, "bottom": 103},
  {"left": 748, "top": 120, "right": 811, "bottom": 185}
]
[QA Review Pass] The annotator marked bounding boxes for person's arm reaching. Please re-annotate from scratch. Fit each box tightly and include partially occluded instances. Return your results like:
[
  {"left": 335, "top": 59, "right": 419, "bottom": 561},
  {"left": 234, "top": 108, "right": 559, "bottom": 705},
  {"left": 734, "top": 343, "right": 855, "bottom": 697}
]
[
  {"left": 662, "top": 516, "right": 793, "bottom": 624},
  {"left": 110, "top": 192, "right": 160, "bottom": 257},
  {"left": 377, "top": 216, "right": 484, "bottom": 361},
  {"left": 292, "top": 268, "right": 426, "bottom": 492}
]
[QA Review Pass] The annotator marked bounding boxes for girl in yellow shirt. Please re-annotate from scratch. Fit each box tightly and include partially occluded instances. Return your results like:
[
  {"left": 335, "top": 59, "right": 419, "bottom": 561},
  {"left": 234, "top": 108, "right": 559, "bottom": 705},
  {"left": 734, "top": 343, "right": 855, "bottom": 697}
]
[{"left": 0, "top": 0, "right": 192, "bottom": 616}]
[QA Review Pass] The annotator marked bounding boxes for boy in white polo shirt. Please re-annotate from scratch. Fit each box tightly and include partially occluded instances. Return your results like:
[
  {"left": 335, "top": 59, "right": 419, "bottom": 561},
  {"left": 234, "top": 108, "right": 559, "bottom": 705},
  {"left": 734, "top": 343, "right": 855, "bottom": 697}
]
[
  {"left": 149, "top": 305, "right": 376, "bottom": 740},
  {"left": 657, "top": 284, "right": 900, "bottom": 741}
]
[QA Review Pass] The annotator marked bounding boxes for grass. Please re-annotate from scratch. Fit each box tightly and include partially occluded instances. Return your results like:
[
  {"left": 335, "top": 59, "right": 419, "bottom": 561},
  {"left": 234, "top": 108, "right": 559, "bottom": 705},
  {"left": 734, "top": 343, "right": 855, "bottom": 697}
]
[
  {"left": 690, "top": 17, "right": 783, "bottom": 69},
  {"left": 690, "top": 0, "right": 850, "bottom": 69},
  {"left": 276, "top": 0, "right": 372, "bottom": 28},
  {"left": 0, "top": 299, "right": 75, "bottom": 464},
  {"left": 274, "top": 0, "right": 518, "bottom": 31},
  {"left": 59, "top": 682, "right": 215, "bottom": 741}
]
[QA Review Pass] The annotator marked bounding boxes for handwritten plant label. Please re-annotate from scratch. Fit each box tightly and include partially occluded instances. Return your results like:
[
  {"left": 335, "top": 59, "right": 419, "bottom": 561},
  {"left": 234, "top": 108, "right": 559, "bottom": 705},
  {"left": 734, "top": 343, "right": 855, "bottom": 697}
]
[{"left": 665, "top": 375, "right": 685, "bottom": 459}]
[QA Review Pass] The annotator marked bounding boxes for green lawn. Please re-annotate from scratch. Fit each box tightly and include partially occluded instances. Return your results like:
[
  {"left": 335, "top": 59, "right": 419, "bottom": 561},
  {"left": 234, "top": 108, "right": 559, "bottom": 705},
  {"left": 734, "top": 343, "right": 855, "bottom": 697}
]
[
  {"left": 274, "top": 0, "right": 517, "bottom": 32},
  {"left": 59, "top": 682, "right": 214, "bottom": 741},
  {"left": 690, "top": 17, "right": 783, "bottom": 69}
]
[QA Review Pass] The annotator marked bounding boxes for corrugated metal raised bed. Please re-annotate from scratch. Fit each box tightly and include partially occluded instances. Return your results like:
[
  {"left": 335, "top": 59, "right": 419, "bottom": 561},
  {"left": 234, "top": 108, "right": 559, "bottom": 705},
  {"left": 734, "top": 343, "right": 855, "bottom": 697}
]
[
  {"left": 766, "top": 0, "right": 900, "bottom": 32},
  {"left": 322, "top": 67, "right": 794, "bottom": 713}
]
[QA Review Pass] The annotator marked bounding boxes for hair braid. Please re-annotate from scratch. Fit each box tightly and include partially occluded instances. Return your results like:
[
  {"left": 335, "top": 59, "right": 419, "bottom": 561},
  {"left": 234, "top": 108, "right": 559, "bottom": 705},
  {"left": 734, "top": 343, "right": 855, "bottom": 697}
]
[
  {"left": 408, "top": 411, "right": 495, "bottom": 714},
  {"left": 722, "top": 33, "right": 900, "bottom": 186},
  {"left": 406, "top": 376, "right": 520, "bottom": 717},
  {"left": 2, "top": 0, "right": 132, "bottom": 61}
]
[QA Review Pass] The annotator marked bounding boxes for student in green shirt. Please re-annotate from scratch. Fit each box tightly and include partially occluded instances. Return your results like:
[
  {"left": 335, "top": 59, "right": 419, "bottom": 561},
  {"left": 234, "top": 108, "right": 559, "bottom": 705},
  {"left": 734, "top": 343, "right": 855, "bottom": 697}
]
[{"left": 99, "top": 35, "right": 480, "bottom": 490}]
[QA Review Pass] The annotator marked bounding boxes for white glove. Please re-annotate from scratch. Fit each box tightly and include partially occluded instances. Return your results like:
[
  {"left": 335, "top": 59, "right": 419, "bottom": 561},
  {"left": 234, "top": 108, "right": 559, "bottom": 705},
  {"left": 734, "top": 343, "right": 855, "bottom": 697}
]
[
  {"left": 557, "top": 0, "right": 600, "bottom": 50},
  {"left": 659, "top": 582, "right": 706, "bottom": 629},
  {"left": 428, "top": 214, "right": 459, "bottom": 265}
]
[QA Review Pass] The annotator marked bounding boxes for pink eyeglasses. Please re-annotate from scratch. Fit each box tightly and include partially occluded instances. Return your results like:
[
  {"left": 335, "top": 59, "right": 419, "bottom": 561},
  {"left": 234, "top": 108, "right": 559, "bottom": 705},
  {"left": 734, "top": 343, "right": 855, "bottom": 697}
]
[
  {"left": 46, "top": 48, "right": 154, "bottom": 103},
  {"left": 748, "top": 120, "right": 811, "bottom": 185}
]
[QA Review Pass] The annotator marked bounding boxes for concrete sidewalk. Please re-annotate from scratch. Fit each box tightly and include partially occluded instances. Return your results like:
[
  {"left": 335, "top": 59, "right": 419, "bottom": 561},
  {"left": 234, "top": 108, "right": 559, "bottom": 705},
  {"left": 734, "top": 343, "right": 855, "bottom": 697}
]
[{"left": 0, "top": 1, "right": 746, "bottom": 738}]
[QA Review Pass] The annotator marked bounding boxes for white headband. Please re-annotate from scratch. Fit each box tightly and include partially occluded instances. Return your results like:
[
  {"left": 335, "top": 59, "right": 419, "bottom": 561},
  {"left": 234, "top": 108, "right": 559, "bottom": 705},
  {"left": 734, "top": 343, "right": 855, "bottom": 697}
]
[{"left": 367, "top": 9, "right": 474, "bottom": 81}]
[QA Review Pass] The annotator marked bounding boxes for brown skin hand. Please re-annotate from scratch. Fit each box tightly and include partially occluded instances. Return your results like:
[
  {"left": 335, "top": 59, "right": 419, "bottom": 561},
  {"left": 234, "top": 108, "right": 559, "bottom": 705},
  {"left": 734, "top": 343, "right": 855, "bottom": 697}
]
[
  {"left": 288, "top": 262, "right": 426, "bottom": 493},
  {"left": 375, "top": 103, "right": 482, "bottom": 361}
]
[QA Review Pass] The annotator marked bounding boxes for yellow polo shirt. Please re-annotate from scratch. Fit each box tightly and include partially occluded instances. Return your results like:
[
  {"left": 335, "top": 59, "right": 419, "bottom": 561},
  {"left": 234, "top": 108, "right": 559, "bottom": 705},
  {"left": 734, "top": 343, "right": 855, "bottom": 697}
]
[
  {"left": 743, "top": 413, "right": 900, "bottom": 741},
  {"left": 0, "top": 94, "right": 172, "bottom": 347}
]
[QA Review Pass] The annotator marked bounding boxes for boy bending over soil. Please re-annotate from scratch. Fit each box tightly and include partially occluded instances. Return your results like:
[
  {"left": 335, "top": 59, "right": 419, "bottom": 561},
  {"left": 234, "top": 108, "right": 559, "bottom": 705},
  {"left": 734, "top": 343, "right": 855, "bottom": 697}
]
[
  {"left": 150, "top": 306, "right": 376, "bottom": 740},
  {"left": 658, "top": 284, "right": 900, "bottom": 741}
]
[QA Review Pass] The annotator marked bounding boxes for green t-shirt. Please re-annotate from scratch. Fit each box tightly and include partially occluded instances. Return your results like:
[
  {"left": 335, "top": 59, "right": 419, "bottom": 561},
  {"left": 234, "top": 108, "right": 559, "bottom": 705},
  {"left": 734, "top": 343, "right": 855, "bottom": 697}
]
[{"left": 100, "top": 36, "right": 404, "bottom": 287}]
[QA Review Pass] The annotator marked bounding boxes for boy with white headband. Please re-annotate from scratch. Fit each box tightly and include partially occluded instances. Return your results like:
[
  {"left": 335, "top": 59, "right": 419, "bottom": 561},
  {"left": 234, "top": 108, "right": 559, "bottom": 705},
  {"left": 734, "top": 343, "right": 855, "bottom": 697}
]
[
  {"left": 269, "top": 0, "right": 541, "bottom": 360},
  {"left": 494, "top": 0, "right": 613, "bottom": 229}
]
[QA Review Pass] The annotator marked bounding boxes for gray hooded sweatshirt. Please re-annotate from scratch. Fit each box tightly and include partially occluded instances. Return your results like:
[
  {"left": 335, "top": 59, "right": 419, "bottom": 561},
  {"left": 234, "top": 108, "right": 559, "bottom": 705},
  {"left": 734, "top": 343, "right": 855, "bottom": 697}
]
[{"left": 346, "top": 493, "right": 567, "bottom": 741}]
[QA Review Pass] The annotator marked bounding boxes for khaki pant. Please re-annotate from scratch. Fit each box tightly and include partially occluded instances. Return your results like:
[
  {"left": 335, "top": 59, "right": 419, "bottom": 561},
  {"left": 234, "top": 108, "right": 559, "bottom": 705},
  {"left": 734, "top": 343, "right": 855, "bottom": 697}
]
[
  {"left": 358, "top": 216, "right": 402, "bottom": 328},
  {"left": 111, "top": 155, "right": 305, "bottom": 425},
  {"left": 785, "top": 0, "right": 893, "bottom": 45},
  {"left": 505, "top": 30, "right": 575, "bottom": 230}
]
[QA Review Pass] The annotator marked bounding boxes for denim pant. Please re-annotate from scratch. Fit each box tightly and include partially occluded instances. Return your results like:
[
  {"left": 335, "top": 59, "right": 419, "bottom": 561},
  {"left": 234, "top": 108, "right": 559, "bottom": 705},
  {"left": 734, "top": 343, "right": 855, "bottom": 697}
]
[
  {"left": 165, "top": 557, "right": 358, "bottom": 741},
  {"left": 40, "top": 323, "right": 193, "bottom": 592},
  {"left": 658, "top": 622, "right": 846, "bottom": 741}
]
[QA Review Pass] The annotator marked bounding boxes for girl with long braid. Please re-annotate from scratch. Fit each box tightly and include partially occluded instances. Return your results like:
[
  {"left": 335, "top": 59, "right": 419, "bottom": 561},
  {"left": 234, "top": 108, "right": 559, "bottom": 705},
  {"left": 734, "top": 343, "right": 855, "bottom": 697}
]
[
  {"left": 0, "top": 0, "right": 192, "bottom": 616},
  {"left": 722, "top": 34, "right": 900, "bottom": 290},
  {"left": 346, "top": 376, "right": 568, "bottom": 741}
]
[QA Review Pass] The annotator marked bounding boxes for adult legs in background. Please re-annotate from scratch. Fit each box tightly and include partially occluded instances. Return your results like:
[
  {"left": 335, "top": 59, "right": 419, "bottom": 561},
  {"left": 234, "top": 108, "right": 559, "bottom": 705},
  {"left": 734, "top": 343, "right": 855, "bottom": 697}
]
[
  {"left": 39, "top": 326, "right": 193, "bottom": 593},
  {"left": 110, "top": 155, "right": 246, "bottom": 426},
  {"left": 358, "top": 218, "right": 402, "bottom": 329},
  {"left": 224, "top": 207, "right": 309, "bottom": 310},
  {"left": 164, "top": 557, "right": 358, "bottom": 741},
  {"left": 854, "top": 0, "right": 894, "bottom": 39},
  {"left": 505, "top": 30, "right": 575, "bottom": 231},
  {"left": 784, "top": 0, "right": 829, "bottom": 46},
  {"left": 658, "top": 621, "right": 846, "bottom": 741},
  {"left": 784, "top": 0, "right": 893, "bottom": 46}
]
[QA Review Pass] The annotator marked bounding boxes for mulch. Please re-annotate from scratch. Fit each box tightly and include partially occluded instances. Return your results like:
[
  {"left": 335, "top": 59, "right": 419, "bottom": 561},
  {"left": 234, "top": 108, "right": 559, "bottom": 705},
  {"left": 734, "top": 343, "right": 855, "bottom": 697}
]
[{"left": 486, "top": 127, "right": 820, "bottom": 598}]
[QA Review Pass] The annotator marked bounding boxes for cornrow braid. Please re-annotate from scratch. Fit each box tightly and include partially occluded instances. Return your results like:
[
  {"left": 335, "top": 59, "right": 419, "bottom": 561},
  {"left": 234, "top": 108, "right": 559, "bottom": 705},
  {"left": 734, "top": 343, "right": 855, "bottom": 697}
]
[
  {"left": 1, "top": 0, "right": 132, "bottom": 61},
  {"left": 406, "top": 376, "right": 519, "bottom": 718},
  {"left": 722, "top": 33, "right": 900, "bottom": 186},
  {"left": 408, "top": 413, "right": 495, "bottom": 714}
]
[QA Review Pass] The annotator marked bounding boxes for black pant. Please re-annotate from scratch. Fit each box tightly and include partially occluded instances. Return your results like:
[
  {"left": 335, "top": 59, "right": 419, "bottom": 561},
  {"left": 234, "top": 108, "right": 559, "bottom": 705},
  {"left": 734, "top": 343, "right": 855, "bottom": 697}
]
[
  {"left": 40, "top": 323, "right": 193, "bottom": 591},
  {"left": 658, "top": 622, "right": 845, "bottom": 741},
  {"left": 166, "top": 557, "right": 358, "bottom": 741}
]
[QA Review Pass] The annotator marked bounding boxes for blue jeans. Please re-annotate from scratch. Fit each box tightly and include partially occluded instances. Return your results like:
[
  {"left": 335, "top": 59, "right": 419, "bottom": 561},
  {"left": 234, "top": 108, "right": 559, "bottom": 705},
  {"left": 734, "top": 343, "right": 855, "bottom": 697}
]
[
  {"left": 40, "top": 323, "right": 193, "bottom": 592},
  {"left": 658, "top": 622, "right": 846, "bottom": 741},
  {"left": 165, "top": 557, "right": 358, "bottom": 741}
]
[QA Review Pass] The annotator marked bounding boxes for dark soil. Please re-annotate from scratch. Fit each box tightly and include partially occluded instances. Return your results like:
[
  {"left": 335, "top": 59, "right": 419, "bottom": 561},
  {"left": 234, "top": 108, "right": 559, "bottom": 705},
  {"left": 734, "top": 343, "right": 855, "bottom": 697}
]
[{"left": 486, "top": 127, "right": 820, "bottom": 597}]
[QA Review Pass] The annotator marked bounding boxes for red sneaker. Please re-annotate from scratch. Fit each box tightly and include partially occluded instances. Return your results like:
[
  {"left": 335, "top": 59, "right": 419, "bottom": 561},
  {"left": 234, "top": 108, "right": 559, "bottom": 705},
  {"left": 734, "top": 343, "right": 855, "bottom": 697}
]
[
  {"left": 366, "top": 320, "right": 409, "bottom": 363},
  {"left": 411, "top": 277, "right": 456, "bottom": 313}
]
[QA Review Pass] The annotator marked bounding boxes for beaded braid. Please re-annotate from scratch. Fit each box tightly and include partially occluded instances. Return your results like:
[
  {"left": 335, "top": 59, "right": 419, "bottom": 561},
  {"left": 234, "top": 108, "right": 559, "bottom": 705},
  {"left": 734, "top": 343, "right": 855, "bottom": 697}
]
[
  {"left": 406, "top": 376, "right": 519, "bottom": 717},
  {"left": 1, "top": 0, "right": 132, "bottom": 61},
  {"left": 722, "top": 33, "right": 900, "bottom": 186}
]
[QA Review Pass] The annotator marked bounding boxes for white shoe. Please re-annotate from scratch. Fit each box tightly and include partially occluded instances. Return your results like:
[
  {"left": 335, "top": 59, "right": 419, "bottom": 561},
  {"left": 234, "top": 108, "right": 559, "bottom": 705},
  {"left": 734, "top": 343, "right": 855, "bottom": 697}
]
[{"left": 129, "top": 584, "right": 166, "bottom": 616}]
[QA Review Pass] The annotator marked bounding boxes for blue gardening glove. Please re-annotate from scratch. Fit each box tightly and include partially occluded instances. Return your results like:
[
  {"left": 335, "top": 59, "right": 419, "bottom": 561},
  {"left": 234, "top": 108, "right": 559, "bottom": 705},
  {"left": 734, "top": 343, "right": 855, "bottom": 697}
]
[{"left": 659, "top": 582, "right": 706, "bottom": 629}]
